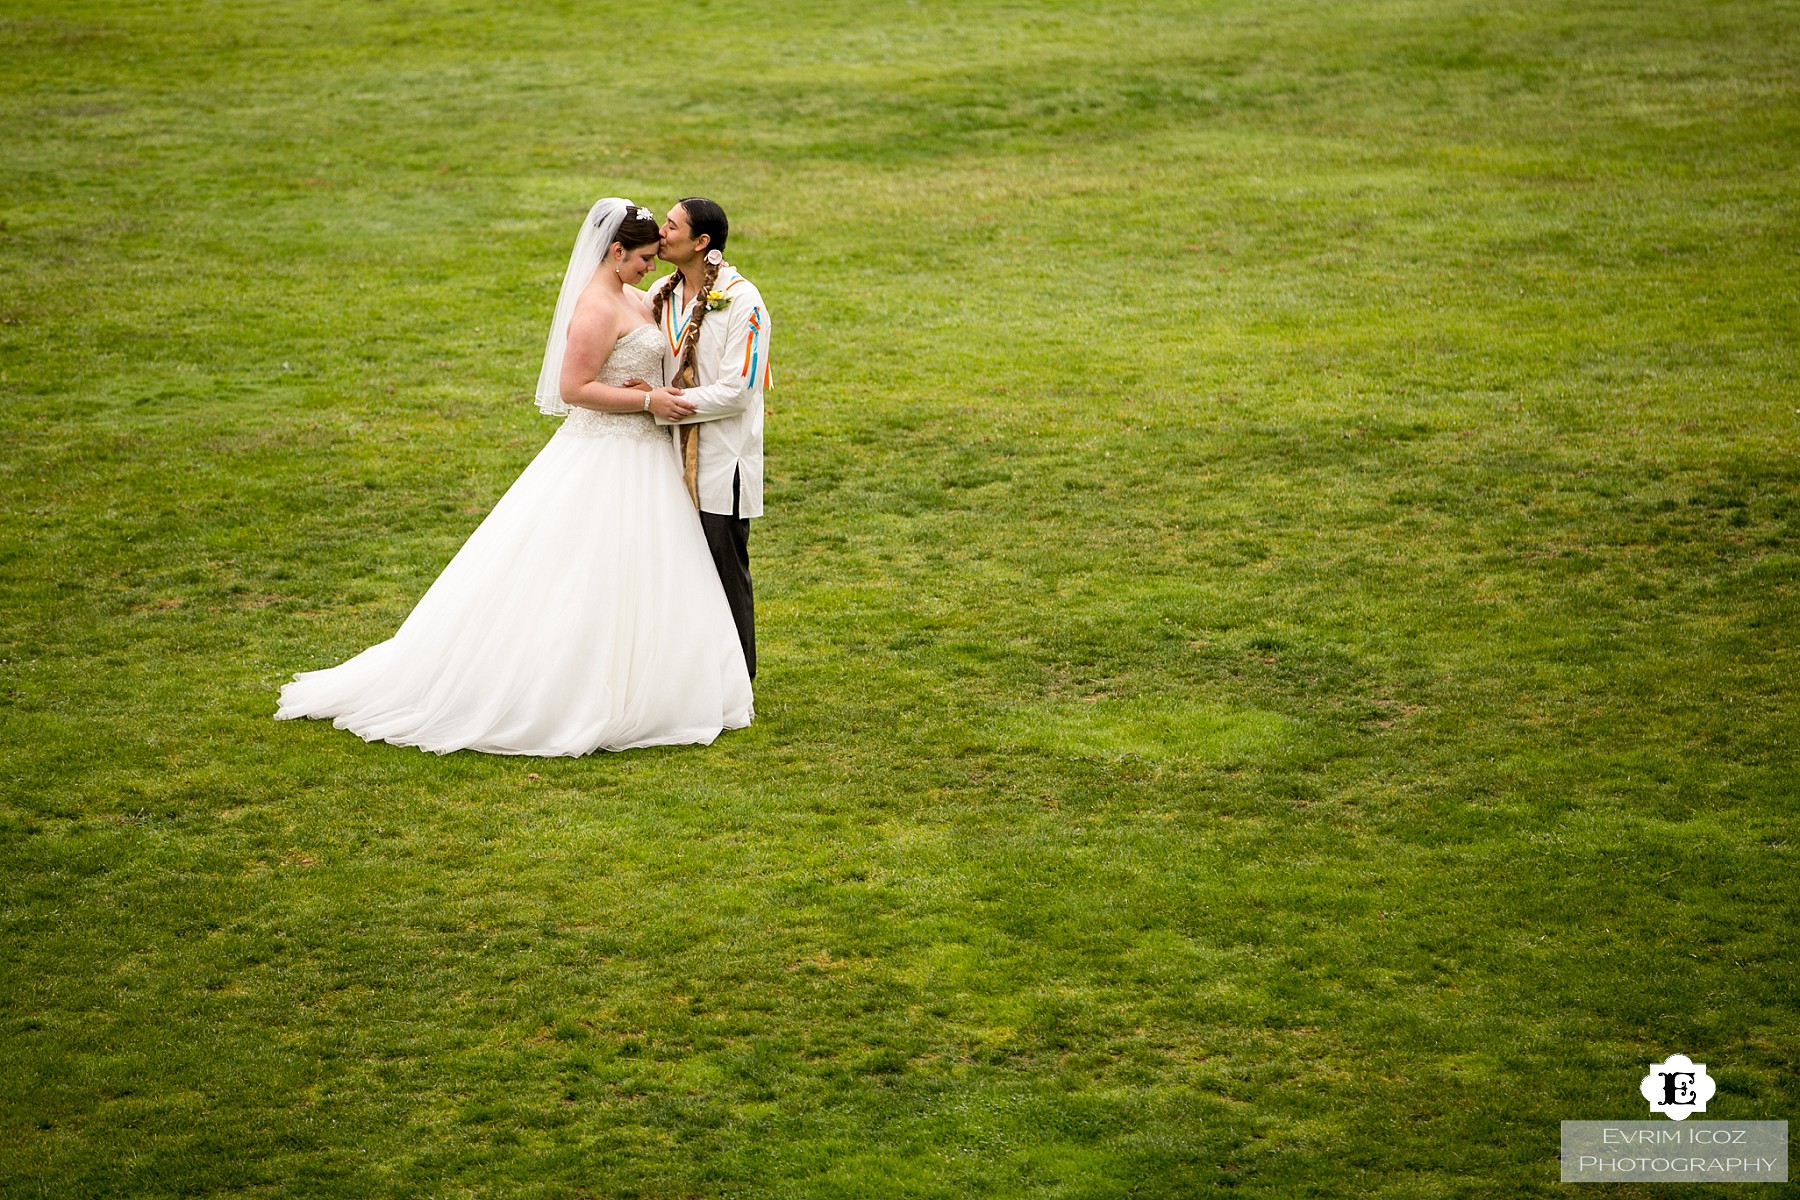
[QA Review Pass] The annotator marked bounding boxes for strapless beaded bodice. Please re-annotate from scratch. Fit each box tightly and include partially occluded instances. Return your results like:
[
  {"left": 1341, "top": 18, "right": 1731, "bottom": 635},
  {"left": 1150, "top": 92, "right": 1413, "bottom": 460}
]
[{"left": 559, "top": 324, "right": 669, "bottom": 443}]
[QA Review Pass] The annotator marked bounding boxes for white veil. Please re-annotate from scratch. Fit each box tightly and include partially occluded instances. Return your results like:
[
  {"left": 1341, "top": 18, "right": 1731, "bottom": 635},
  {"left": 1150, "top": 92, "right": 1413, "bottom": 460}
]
[{"left": 534, "top": 197, "right": 632, "bottom": 416}]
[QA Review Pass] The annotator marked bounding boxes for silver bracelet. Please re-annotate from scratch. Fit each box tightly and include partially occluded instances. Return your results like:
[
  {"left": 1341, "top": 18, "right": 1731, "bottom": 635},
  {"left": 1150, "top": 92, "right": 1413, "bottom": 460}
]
[{"left": 642, "top": 391, "right": 652, "bottom": 412}]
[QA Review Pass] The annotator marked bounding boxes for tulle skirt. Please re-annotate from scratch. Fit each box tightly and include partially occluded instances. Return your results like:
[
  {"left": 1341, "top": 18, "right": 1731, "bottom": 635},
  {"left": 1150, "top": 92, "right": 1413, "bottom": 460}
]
[{"left": 276, "top": 422, "right": 753, "bottom": 755}]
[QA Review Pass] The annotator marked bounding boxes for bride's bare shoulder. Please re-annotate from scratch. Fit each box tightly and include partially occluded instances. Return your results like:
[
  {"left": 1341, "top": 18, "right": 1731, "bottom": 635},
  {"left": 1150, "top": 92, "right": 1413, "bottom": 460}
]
[
  {"left": 623, "top": 285, "right": 656, "bottom": 315},
  {"left": 571, "top": 276, "right": 613, "bottom": 318}
]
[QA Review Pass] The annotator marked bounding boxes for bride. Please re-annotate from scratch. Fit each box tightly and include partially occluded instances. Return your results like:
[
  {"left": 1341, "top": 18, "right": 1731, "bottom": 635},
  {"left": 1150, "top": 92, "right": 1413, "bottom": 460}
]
[{"left": 276, "top": 198, "right": 754, "bottom": 754}]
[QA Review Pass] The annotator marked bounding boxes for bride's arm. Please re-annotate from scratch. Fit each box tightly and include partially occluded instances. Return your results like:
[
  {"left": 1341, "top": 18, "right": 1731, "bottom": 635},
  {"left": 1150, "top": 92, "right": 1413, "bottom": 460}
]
[{"left": 558, "top": 306, "right": 667, "bottom": 414}]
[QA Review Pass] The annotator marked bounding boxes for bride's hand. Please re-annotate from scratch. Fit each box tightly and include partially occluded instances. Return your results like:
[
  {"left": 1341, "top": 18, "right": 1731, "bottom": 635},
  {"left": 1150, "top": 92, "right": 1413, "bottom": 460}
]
[{"left": 647, "top": 387, "right": 696, "bottom": 422}]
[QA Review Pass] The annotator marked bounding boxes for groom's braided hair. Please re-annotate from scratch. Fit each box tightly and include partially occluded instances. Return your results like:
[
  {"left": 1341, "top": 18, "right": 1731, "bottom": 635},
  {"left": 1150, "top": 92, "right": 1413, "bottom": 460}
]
[{"left": 652, "top": 199, "right": 730, "bottom": 384}]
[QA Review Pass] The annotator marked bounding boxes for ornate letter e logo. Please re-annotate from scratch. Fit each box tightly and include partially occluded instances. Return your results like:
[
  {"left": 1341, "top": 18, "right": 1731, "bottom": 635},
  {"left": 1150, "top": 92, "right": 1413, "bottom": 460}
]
[{"left": 1640, "top": 1054, "right": 1716, "bottom": 1120}]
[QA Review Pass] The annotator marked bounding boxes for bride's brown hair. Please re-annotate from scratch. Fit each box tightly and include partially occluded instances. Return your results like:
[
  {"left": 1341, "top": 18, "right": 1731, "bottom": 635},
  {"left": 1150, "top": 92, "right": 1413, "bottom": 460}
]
[{"left": 612, "top": 208, "right": 660, "bottom": 254}]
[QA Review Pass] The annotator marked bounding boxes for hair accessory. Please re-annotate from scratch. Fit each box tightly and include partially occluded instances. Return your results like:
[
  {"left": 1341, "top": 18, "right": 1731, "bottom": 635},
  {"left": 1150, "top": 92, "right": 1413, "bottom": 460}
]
[
  {"left": 635, "top": 207, "right": 653, "bottom": 221},
  {"left": 705, "top": 249, "right": 723, "bottom": 266}
]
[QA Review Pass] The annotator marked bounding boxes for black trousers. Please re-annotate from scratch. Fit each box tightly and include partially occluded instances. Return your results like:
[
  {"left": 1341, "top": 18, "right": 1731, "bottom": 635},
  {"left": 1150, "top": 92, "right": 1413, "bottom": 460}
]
[{"left": 700, "top": 471, "right": 754, "bottom": 679}]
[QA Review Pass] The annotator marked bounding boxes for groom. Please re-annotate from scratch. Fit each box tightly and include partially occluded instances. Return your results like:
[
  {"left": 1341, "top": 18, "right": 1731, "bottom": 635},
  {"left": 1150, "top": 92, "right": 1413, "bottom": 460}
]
[{"left": 640, "top": 198, "right": 769, "bottom": 679}]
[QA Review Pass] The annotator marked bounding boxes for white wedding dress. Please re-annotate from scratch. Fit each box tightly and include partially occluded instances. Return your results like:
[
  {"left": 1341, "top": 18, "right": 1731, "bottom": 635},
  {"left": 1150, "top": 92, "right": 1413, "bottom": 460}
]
[{"left": 276, "top": 324, "right": 753, "bottom": 754}]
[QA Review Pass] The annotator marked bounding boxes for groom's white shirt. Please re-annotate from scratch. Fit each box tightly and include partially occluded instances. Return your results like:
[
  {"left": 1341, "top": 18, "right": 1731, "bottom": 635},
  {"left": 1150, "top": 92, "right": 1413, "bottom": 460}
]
[{"left": 647, "top": 266, "right": 769, "bottom": 519}]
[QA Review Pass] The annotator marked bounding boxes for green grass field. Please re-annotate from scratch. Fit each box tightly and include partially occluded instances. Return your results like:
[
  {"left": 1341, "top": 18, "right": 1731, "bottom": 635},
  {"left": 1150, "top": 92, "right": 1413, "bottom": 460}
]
[{"left": 3, "top": 0, "right": 1797, "bottom": 1195}]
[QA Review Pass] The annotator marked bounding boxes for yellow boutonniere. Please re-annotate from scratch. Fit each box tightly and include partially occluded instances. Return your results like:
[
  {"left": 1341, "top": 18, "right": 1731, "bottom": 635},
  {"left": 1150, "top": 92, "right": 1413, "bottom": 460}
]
[{"left": 704, "top": 291, "right": 731, "bottom": 312}]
